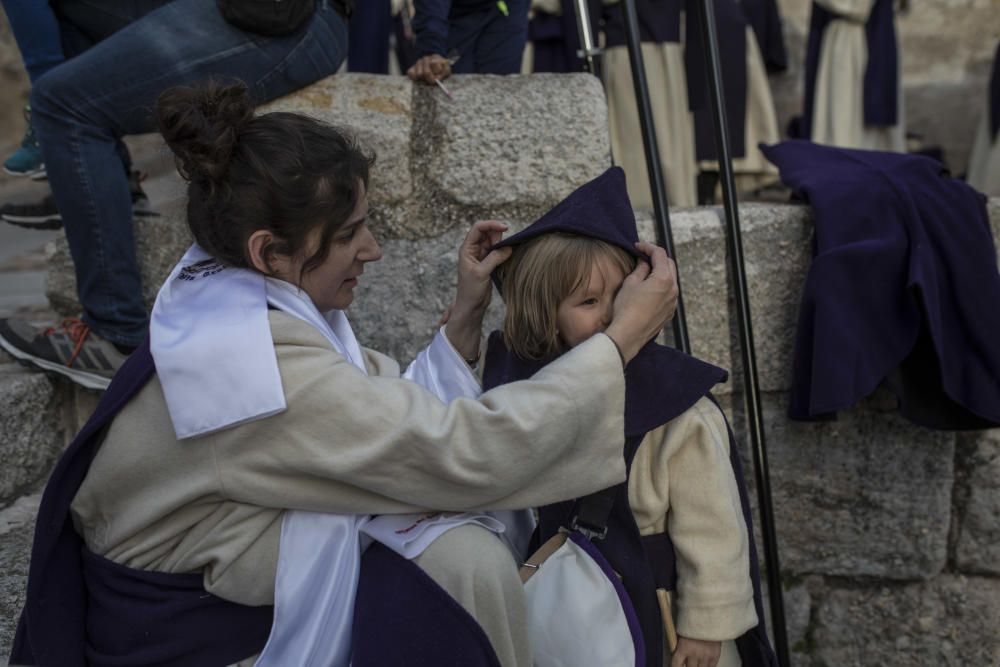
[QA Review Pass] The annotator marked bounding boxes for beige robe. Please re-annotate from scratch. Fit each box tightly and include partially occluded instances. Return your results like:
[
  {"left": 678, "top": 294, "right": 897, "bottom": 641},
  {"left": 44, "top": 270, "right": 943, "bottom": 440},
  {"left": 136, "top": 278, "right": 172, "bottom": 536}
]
[
  {"left": 605, "top": 22, "right": 781, "bottom": 210},
  {"left": 629, "top": 397, "right": 758, "bottom": 667},
  {"left": 606, "top": 41, "right": 700, "bottom": 208},
  {"left": 968, "top": 108, "right": 1000, "bottom": 196},
  {"left": 810, "top": 0, "right": 905, "bottom": 151},
  {"left": 71, "top": 310, "right": 629, "bottom": 608}
]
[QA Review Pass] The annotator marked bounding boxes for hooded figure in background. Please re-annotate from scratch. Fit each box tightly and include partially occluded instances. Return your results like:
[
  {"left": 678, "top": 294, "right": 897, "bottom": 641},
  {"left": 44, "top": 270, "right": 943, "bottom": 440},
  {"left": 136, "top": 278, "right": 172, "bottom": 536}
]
[
  {"left": 602, "top": 0, "right": 783, "bottom": 208},
  {"left": 801, "top": 0, "right": 905, "bottom": 151}
]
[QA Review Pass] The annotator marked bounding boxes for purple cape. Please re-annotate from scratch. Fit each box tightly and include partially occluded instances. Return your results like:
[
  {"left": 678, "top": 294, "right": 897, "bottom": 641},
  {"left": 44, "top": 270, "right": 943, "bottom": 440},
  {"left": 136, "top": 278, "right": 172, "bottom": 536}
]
[
  {"left": 762, "top": 140, "right": 1000, "bottom": 429},
  {"left": 9, "top": 340, "right": 273, "bottom": 667}
]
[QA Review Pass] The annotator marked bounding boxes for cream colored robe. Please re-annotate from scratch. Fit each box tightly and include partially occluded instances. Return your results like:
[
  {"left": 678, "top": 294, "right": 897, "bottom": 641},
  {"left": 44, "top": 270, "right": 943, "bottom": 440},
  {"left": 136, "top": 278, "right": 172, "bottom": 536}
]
[
  {"left": 968, "top": 108, "right": 1000, "bottom": 196},
  {"left": 810, "top": 0, "right": 905, "bottom": 151},
  {"left": 70, "top": 310, "right": 629, "bottom": 610},
  {"left": 605, "top": 24, "right": 781, "bottom": 209},
  {"left": 629, "top": 396, "right": 758, "bottom": 667}
]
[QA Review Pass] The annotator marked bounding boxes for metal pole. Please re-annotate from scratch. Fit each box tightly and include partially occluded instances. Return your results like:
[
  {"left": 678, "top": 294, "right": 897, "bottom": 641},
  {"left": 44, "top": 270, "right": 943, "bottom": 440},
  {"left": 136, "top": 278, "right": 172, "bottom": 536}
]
[
  {"left": 572, "top": 0, "right": 602, "bottom": 75},
  {"left": 573, "top": 0, "right": 691, "bottom": 353},
  {"left": 691, "top": 0, "right": 789, "bottom": 664},
  {"left": 618, "top": 0, "right": 690, "bottom": 354}
]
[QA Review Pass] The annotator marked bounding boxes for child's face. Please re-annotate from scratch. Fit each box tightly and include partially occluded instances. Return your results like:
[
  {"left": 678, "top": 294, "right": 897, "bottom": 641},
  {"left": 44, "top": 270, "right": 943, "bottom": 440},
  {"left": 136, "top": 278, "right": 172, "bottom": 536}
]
[{"left": 555, "top": 253, "right": 627, "bottom": 349}]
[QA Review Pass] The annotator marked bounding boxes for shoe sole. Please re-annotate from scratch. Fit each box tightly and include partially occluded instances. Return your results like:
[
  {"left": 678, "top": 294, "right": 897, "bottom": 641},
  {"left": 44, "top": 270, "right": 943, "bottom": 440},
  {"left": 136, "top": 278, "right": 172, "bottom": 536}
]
[
  {"left": 0, "top": 333, "right": 111, "bottom": 391},
  {"left": 2, "top": 165, "right": 46, "bottom": 179},
  {"left": 2, "top": 215, "right": 63, "bottom": 230}
]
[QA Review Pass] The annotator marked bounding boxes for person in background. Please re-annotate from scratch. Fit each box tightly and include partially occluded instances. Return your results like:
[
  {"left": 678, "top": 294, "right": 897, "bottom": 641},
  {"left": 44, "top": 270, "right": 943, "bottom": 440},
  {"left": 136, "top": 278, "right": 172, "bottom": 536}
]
[
  {"left": 0, "top": 0, "right": 350, "bottom": 389},
  {"left": 801, "top": 0, "right": 905, "bottom": 151},
  {"left": 967, "top": 41, "right": 1000, "bottom": 196},
  {"left": 407, "top": 0, "right": 530, "bottom": 85},
  {"left": 1, "top": 0, "right": 64, "bottom": 178}
]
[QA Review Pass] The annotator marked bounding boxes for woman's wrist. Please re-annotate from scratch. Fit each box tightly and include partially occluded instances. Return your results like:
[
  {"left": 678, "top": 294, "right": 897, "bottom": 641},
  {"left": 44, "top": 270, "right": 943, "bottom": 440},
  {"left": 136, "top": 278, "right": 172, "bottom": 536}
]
[{"left": 445, "top": 305, "right": 485, "bottom": 362}]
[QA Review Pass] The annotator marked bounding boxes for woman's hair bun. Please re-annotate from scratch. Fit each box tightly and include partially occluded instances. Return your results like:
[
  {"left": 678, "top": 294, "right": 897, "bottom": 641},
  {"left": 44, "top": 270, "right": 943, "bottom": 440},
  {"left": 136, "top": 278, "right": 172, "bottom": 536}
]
[{"left": 156, "top": 79, "right": 254, "bottom": 184}]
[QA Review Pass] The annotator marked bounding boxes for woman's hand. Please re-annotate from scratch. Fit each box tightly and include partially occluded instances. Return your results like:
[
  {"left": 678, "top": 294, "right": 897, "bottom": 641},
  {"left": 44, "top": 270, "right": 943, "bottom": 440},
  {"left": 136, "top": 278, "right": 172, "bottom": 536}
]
[
  {"left": 407, "top": 54, "right": 452, "bottom": 85},
  {"left": 604, "top": 241, "right": 678, "bottom": 364},
  {"left": 445, "top": 220, "right": 512, "bottom": 362},
  {"left": 671, "top": 636, "right": 722, "bottom": 667}
]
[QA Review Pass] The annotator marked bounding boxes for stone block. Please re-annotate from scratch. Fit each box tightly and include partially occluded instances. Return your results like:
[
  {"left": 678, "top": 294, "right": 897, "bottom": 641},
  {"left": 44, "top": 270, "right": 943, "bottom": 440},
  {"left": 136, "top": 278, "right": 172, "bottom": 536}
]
[
  {"left": 0, "top": 493, "right": 39, "bottom": 660},
  {"left": 348, "top": 222, "right": 509, "bottom": 365},
  {"left": 954, "top": 429, "right": 1000, "bottom": 575},
  {"left": 761, "top": 582, "right": 813, "bottom": 667},
  {"left": 412, "top": 73, "right": 611, "bottom": 237},
  {"left": 745, "top": 394, "right": 953, "bottom": 580},
  {"left": 0, "top": 365, "right": 63, "bottom": 506},
  {"left": 811, "top": 576, "right": 1000, "bottom": 666},
  {"left": 641, "top": 204, "right": 812, "bottom": 394},
  {"left": 262, "top": 74, "right": 415, "bottom": 237}
]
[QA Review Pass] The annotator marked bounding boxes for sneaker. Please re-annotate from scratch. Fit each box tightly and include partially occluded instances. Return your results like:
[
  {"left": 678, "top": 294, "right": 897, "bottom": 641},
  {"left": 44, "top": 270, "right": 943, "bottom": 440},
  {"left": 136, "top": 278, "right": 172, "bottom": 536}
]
[
  {"left": 0, "top": 195, "right": 62, "bottom": 229},
  {"left": 128, "top": 169, "right": 159, "bottom": 218},
  {"left": 0, "top": 317, "right": 129, "bottom": 390},
  {"left": 3, "top": 106, "right": 46, "bottom": 179},
  {"left": 0, "top": 171, "right": 160, "bottom": 229}
]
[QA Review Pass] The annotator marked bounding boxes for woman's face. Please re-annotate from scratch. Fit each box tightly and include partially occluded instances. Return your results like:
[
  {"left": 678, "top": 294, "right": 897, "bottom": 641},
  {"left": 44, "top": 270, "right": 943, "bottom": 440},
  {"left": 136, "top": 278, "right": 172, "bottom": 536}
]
[
  {"left": 298, "top": 182, "right": 383, "bottom": 312},
  {"left": 555, "top": 253, "right": 626, "bottom": 349}
]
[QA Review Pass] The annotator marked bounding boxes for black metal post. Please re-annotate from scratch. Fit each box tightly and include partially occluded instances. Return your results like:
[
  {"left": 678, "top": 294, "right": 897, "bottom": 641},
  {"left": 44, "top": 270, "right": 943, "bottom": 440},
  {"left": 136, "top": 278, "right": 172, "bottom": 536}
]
[
  {"left": 616, "top": 0, "right": 691, "bottom": 354},
  {"left": 570, "top": 0, "right": 689, "bottom": 352},
  {"left": 691, "top": 0, "right": 789, "bottom": 664}
]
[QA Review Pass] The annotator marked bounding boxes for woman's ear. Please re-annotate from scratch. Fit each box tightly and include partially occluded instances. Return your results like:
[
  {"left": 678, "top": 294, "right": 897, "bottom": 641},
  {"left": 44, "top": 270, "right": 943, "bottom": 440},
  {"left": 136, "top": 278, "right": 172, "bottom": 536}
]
[
  {"left": 247, "top": 229, "right": 296, "bottom": 280},
  {"left": 246, "top": 230, "right": 275, "bottom": 275}
]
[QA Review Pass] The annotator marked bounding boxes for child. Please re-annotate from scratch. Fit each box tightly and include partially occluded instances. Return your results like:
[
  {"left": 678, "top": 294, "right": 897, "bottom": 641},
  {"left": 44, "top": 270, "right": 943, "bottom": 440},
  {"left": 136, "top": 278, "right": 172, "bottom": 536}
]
[{"left": 483, "top": 167, "right": 777, "bottom": 667}]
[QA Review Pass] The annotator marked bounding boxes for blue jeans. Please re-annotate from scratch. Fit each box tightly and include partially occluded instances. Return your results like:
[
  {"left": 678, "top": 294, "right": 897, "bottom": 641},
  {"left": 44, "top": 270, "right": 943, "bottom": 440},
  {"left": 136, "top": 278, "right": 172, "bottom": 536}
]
[
  {"left": 31, "top": 0, "right": 348, "bottom": 346},
  {"left": 448, "top": 0, "right": 528, "bottom": 74},
  {"left": 0, "top": 0, "right": 64, "bottom": 82}
]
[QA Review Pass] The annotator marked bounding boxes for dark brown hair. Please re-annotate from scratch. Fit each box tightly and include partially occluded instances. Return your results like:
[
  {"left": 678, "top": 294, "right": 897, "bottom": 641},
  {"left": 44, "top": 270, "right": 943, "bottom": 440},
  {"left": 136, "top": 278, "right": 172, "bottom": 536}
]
[{"left": 156, "top": 79, "right": 375, "bottom": 280}]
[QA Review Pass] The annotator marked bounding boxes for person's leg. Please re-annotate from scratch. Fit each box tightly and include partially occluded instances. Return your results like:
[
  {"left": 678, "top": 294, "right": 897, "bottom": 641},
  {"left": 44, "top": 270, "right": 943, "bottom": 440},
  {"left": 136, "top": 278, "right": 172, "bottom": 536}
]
[
  {"left": 1, "top": 0, "right": 347, "bottom": 388},
  {"left": 1, "top": 0, "right": 64, "bottom": 81},
  {"left": 1, "top": 0, "right": 65, "bottom": 176},
  {"left": 413, "top": 525, "right": 531, "bottom": 667},
  {"left": 470, "top": 0, "right": 529, "bottom": 74},
  {"left": 348, "top": 0, "right": 391, "bottom": 73}
]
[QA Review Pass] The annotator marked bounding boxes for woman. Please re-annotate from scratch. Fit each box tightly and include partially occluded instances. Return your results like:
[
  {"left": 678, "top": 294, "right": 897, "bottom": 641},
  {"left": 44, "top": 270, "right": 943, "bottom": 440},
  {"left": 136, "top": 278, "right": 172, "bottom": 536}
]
[{"left": 11, "top": 80, "right": 678, "bottom": 666}]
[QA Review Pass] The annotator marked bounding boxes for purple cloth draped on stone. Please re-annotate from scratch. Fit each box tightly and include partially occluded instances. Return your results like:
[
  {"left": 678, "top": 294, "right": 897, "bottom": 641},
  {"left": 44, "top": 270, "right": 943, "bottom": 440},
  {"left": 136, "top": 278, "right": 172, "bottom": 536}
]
[
  {"left": 351, "top": 543, "right": 501, "bottom": 666},
  {"left": 802, "top": 0, "right": 898, "bottom": 139},
  {"left": 9, "top": 339, "right": 273, "bottom": 667},
  {"left": 762, "top": 140, "right": 1000, "bottom": 429}
]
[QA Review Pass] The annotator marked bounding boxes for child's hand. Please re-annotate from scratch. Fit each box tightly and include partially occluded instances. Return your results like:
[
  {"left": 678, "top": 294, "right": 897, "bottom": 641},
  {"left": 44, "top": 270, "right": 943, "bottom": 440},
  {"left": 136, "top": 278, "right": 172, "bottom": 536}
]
[{"left": 671, "top": 636, "right": 722, "bottom": 667}]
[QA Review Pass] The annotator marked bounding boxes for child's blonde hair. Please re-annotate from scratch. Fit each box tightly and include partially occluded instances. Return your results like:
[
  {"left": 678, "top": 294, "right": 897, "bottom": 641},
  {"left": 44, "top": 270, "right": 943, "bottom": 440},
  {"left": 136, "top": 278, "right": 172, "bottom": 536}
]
[{"left": 496, "top": 233, "right": 635, "bottom": 360}]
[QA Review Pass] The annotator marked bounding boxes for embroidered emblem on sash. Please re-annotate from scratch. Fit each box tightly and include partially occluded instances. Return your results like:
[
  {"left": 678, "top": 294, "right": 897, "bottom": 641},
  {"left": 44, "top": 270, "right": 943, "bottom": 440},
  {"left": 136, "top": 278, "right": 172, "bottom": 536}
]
[{"left": 178, "top": 259, "right": 226, "bottom": 281}]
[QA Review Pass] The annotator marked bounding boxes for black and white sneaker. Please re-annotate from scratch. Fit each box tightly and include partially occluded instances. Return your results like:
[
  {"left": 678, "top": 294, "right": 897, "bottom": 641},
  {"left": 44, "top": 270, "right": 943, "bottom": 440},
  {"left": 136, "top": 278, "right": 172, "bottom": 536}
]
[
  {"left": 0, "top": 317, "right": 129, "bottom": 390},
  {"left": 0, "top": 170, "right": 159, "bottom": 230},
  {"left": 0, "top": 195, "right": 62, "bottom": 229}
]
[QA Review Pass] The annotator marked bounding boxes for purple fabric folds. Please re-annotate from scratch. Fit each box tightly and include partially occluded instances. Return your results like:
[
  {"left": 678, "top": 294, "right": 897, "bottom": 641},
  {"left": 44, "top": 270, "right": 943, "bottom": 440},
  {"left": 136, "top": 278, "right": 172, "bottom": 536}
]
[
  {"left": 351, "top": 542, "right": 502, "bottom": 666},
  {"left": 763, "top": 140, "right": 1000, "bottom": 429}
]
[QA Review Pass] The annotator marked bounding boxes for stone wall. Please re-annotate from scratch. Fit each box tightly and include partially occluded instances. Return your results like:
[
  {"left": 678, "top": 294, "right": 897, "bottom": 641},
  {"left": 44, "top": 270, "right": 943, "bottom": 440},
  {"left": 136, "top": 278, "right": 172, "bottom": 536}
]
[{"left": 16, "top": 73, "right": 1000, "bottom": 664}]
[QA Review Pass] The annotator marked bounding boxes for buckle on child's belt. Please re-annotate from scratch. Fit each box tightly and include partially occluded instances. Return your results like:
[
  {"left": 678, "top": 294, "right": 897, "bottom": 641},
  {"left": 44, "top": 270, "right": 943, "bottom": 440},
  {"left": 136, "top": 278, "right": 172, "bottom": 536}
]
[{"left": 567, "top": 517, "right": 608, "bottom": 541}]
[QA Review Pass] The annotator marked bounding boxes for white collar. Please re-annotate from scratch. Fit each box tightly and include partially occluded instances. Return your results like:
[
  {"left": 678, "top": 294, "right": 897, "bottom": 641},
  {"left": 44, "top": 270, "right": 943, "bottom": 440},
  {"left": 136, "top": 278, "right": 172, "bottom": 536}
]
[{"left": 151, "top": 244, "right": 366, "bottom": 439}]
